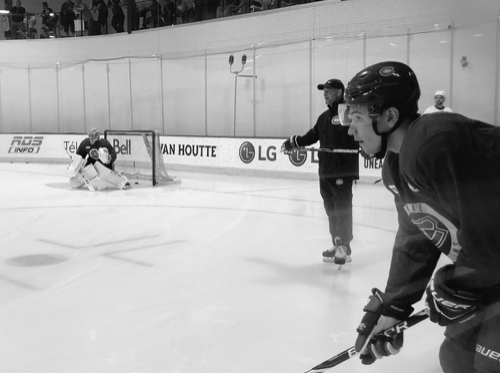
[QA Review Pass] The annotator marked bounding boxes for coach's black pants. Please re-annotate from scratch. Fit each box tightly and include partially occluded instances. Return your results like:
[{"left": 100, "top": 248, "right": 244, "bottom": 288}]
[{"left": 319, "top": 177, "right": 354, "bottom": 250}]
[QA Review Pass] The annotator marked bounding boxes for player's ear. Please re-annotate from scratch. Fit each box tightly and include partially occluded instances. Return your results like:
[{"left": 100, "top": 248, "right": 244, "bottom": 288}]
[{"left": 386, "top": 107, "right": 399, "bottom": 129}]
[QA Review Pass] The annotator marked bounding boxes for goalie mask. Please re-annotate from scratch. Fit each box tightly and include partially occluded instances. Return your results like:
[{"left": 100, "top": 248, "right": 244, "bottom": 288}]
[
  {"left": 88, "top": 127, "right": 101, "bottom": 144},
  {"left": 341, "top": 61, "right": 421, "bottom": 159}
]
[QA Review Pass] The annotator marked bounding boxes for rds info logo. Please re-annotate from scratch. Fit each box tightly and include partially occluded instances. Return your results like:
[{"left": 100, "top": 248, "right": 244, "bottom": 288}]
[{"left": 8, "top": 136, "right": 44, "bottom": 154}]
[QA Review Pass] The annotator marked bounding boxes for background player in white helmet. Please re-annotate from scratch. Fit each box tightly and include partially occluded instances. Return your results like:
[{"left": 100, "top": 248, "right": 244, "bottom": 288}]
[
  {"left": 340, "top": 61, "right": 500, "bottom": 373},
  {"left": 423, "top": 90, "right": 453, "bottom": 114},
  {"left": 69, "top": 127, "right": 130, "bottom": 190}
]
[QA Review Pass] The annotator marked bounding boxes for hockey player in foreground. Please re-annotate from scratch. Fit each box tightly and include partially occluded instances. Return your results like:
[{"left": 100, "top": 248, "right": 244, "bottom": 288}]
[
  {"left": 340, "top": 61, "right": 500, "bottom": 373},
  {"left": 69, "top": 127, "right": 130, "bottom": 191}
]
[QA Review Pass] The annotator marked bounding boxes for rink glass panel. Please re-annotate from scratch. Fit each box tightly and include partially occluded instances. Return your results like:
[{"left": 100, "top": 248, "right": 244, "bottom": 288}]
[
  {"left": 83, "top": 62, "right": 111, "bottom": 133},
  {"left": 58, "top": 64, "right": 86, "bottom": 134},
  {"left": 28, "top": 67, "right": 59, "bottom": 134},
  {"left": 162, "top": 56, "right": 206, "bottom": 137},
  {"left": 108, "top": 60, "right": 133, "bottom": 131},
  {"left": 130, "top": 58, "right": 163, "bottom": 133}
]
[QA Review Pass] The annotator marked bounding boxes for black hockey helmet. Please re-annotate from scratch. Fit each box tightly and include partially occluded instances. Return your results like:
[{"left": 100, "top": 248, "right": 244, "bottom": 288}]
[
  {"left": 343, "top": 61, "right": 420, "bottom": 159},
  {"left": 345, "top": 61, "right": 420, "bottom": 120}
]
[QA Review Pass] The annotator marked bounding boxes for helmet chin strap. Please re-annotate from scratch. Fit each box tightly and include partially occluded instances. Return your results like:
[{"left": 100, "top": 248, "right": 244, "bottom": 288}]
[
  {"left": 371, "top": 114, "right": 402, "bottom": 159},
  {"left": 371, "top": 118, "right": 388, "bottom": 159}
]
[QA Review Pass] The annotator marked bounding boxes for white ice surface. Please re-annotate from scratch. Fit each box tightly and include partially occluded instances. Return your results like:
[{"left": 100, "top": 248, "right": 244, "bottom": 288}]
[{"left": 0, "top": 162, "right": 447, "bottom": 373}]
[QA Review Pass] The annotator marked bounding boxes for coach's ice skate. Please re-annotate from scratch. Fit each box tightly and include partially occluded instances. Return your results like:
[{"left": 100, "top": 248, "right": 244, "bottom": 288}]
[{"left": 323, "top": 237, "right": 351, "bottom": 269}]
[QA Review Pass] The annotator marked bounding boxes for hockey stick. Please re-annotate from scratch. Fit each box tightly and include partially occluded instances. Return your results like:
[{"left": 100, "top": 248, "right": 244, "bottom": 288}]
[
  {"left": 304, "top": 308, "right": 430, "bottom": 373},
  {"left": 64, "top": 148, "right": 96, "bottom": 192},
  {"left": 280, "top": 146, "right": 359, "bottom": 154},
  {"left": 305, "top": 147, "right": 359, "bottom": 154}
]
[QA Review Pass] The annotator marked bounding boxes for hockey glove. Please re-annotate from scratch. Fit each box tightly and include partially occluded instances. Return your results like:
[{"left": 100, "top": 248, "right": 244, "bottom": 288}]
[
  {"left": 98, "top": 147, "right": 112, "bottom": 164},
  {"left": 89, "top": 148, "right": 100, "bottom": 160},
  {"left": 425, "top": 265, "right": 481, "bottom": 326},
  {"left": 355, "top": 288, "right": 413, "bottom": 365},
  {"left": 281, "top": 135, "right": 299, "bottom": 155}
]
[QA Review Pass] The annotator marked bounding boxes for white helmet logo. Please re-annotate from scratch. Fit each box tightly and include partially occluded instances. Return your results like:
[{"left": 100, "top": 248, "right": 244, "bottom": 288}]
[{"left": 379, "top": 66, "right": 395, "bottom": 76}]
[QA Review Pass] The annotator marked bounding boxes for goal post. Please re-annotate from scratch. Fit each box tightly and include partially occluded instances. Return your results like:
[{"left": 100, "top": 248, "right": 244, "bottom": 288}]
[{"left": 104, "top": 129, "right": 177, "bottom": 186}]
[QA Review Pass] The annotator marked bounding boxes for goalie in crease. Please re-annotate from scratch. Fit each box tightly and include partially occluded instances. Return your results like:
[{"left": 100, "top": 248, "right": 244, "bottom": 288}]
[{"left": 69, "top": 127, "right": 131, "bottom": 190}]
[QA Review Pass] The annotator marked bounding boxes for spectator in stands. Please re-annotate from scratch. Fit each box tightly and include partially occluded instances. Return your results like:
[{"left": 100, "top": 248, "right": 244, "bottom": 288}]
[
  {"left": 151, "top": 0, "right": 163, "bottom": 27},
  {"left": 137, "top": 4, "right": 147, "bottom": 28},
  {"left": 128, "top": 0, "right": 140, "bottom": 30},
  {"left": 262, "top": 0, "right": 276, "bottom": 10},
  {"left": 9, "top": 0, "right": 26, "bottom": 39},
  {"left": 223, "top": 0, "right": 244, "bottom": 16},
  {"left": 60, "top": 0, "right": 76, "bottom": 36},
  {"left": 40, "top": 2, "right": 57, "bottom": 38},
  {"left": 143, "top": 0, "right": 162, "bottom": 28},
  {"left": 216, "top": 0, "right": 223, "bottom": 17},
  {"left": 176, "top": 0, "right": 194, "bottom": 22},
  {"left": 20, "top": 12, "right": 37, "bottom": 38},
  {"left": 250, "top": 0, "right": 275, "bottom": 11},
  {"left": 162, "top": 0, "right": 176, "bottom": 25},
  {"left": 197, "top": 0, "right": 218, "bottom": 20},
  {"left": 109, "top": 0, "right": 124, "bottom": 33},
  {"left": 92, "top": 0, "right": 108, "bottom": 34},
  {"left": 280, "top": 0, "right": 305, "bottom": 7},
  {"left": 1, "top": 14, "right": 11, "bottom": 39},
  {"left": 74, "top": 0, "right": 95, "bottom": 35}
]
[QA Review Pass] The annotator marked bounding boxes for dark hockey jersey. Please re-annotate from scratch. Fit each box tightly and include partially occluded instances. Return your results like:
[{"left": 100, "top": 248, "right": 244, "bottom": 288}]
[
  {"left": 382, "top": 112, "right": 500, "bottom": 306},
  {"left": 77, "top": 137, "right": 117, "bottom": 170},
  {"left": 296, "top": 104, "right": 359, "bottom": 179}
]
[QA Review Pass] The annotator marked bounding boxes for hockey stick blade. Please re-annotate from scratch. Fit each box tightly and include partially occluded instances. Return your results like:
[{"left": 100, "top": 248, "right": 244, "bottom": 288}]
[{"left": 304, "top": 308, "right": 429, "bottom": 373}]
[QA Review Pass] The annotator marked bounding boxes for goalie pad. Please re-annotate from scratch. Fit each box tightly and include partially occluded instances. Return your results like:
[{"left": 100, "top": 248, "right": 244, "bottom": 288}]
[
  {"left": 68, "top": 153, "right": 86, "bottom": 173},
  {"left": 94, "top": 161, "right": 130, "bottom": 189},
  {"left": 69, "top": 164, "right": 98, "bottom": 189}
]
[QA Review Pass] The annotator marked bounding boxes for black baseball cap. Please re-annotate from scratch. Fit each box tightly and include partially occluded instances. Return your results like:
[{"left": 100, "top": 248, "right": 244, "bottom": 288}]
[{"left": 317, "top": 78, "right": 345, "bottom": 91}]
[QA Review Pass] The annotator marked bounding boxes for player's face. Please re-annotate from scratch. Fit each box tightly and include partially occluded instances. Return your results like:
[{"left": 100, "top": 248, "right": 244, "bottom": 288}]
[
  {"left": 434, "top": 95, "right": 445, "bottom": 106},
  {"left": 89, "top": 133, "right": 100, "bottom": 144},
  {"left": 323, "top": 88, "right": 341, "bottom": 106},
  {"left": 346, "top": 105, "right": 381, "bottom": 155}
]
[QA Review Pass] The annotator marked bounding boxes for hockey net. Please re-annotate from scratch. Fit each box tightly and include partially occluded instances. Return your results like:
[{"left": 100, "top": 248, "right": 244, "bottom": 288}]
[{"left": 104, "top": 130, "right": 176, "bottom": 186}]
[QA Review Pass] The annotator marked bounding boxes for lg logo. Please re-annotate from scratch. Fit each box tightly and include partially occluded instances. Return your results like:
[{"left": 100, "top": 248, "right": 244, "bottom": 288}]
[
  {"left": 239, "top": 141, "right": 310, "bottom": 167},
  {"left": 239, "top": 141, "right": 255, "bottom": 164},
  {"left": 287, "top": 148, "right": 308, "bottom": 167},
  {"left": 239, "top": 142, "right": 280, "bottom": 164}
]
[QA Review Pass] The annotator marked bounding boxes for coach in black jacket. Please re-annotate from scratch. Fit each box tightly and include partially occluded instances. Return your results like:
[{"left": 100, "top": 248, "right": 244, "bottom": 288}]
[{"left": 282, "top": 78, "right": 359, "bottom": 264}]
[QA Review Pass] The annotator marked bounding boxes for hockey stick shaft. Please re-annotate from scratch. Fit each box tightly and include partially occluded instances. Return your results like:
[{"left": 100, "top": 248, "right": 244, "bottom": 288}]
[
  {"left": 306, "top": 147, "right": 359, "bottom": 154},
  {"left": 281, "top": 147, "right": 359, "bottom": 154},
  {"left": 304, "top": 308, "right": 429, "bottom": 373}
]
